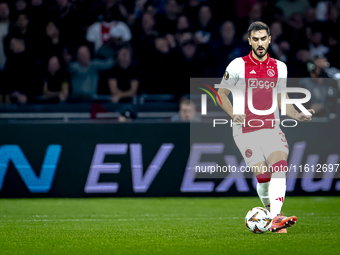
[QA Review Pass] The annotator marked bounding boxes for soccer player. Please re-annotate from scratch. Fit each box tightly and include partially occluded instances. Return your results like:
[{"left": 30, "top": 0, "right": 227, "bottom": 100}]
[{"left": 217, "top": 21, "right": 315, "bottom": 233}]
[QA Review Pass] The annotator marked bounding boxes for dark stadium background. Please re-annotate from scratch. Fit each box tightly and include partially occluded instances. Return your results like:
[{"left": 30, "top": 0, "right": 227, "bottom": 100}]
[
  {"left": 0, "top": 1, "right": 340, "bottom": 255},
  {"left": 0, "top": 0, "right": 339, "bottom": 197}
]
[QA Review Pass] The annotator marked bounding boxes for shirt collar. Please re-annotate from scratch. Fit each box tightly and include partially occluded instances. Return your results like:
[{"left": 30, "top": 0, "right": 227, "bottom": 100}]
[{"left": 248, "top": 51, "right": 270, "bottom": 65}]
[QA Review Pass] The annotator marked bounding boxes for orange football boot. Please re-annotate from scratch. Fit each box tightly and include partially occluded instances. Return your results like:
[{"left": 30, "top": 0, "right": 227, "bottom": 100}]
[{"left": 270, "top": 213, "right": 297, "bottom": 233}]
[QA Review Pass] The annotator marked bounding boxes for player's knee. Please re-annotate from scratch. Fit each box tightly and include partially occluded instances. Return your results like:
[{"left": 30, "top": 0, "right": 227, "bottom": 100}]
[
  {"left": 271, "top": 160, "right": 288, "bottom": 173},
  {"left": 256, "top": 172, "right": 271, "bottom": 183}
]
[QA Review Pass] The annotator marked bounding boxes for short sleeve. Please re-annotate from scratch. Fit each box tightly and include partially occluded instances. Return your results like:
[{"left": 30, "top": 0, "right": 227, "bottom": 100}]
[
  {"left": 276, "top": 60, "right": 287, "bottom": 94},
  {"left": 220, "top": 58, "right": 240, "bottom": 87}
]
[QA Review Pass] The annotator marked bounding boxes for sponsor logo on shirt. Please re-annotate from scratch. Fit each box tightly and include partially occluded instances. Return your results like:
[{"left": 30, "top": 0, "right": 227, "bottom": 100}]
[{"left": 248, "top": 78, "right": 276, "bottom": 89}]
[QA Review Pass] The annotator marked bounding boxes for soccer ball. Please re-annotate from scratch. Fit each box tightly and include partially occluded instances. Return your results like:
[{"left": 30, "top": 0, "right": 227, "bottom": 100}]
[{"left": 245, "top": 207, "right": 272, "bottom": 234}]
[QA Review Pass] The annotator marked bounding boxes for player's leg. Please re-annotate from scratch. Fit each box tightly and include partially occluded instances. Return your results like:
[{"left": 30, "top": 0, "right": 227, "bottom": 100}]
[
  {"left": 233, "top": 132, "right": 271, "bottom": 211},
  {"left": 262, "top": 129, "right": 289, "bottom": 217},
  {"left": 267, "top": 151, "right": 288, "bottom": 217},
  {"left": 267, "top": 151, "right": 297, "bottom": 232},
  {"left": 263, "top": 130, "right": 297, "bottom": 232},
  {"left": 252, "top": 161, "right": 271, "bottom": 211}
]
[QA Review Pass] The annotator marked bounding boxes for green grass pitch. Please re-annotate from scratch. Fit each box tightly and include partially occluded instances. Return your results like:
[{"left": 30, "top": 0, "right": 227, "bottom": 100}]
[{"left": 0, "top": 197, "right": 339, "bottom": 255}]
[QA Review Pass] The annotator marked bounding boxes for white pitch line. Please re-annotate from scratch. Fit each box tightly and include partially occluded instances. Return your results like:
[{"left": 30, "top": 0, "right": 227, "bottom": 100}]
[
  {"left": 1, "top": 215, "right": 338, "bottom": 223},
  {"left": 0, "top": 217, "right": 243, "bottom": 223}
]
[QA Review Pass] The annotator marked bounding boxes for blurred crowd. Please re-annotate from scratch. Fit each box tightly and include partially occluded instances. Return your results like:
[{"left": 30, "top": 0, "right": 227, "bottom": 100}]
[{"left": 0, "top": 0, "right": 339, "bottom": 116}]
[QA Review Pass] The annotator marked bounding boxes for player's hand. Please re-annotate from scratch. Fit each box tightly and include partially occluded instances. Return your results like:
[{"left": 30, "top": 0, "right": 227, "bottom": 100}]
[
  {"left": 233, "top": 114, "right": 246, "bottom": 124},
  {"left": 295, "top": 109, "right": 315, "bottom": 121}
]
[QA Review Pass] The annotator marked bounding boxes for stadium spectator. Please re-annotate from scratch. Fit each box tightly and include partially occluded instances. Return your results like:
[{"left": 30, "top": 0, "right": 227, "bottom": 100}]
[
  {"left": 68, "top": 45, "right": 114, "bottom": 100},
  {"left": 134, "top": 0, "right": 156, "bottom": 19},
  {"left": 234, "top": 0, "right": 257, "bottom": 20},
  {"left": 3, "top": 36, "right": 40, "bottom": 104},
  {"left": 326, "top": 30, "right": 340, "bottom": 69},
  {"left": 38, "top": 20, "right": 68, "bottom": 67},
  {"left": 287, "top": 12, "right": 309, "bottom": 52},
  {"left": 267, "top": 21, "right": 291, "bottom": 63},
  {"left": 130, "top": 0, "right": 157, "bottom": 28},
  {"left": 299, "top": 56, "right": 339, "bottom": 117},
  {"left": 31, "top": 0, "right": 43, "bottom": 7},
  {"left": 86, "top": 15, "right": 131, "bottom": 54},
  {"left": 136, "top": 0, "right": 147, "bottom": 12},
  {"left": 182, "top": 0, "right": 200, "bottom": 24},
  {"left": 288, "top": 48, "right": 311, "bottom": 77},
  {"left": 305, "top": 7, "right": 317, "bottom": 25},
  {"left": 174, "top": 32, "right": 206, "bottom": 96},
  {"left": 170, "top": 99, "right": 200, "bottom": 122},
  {"left": 134, "top": 0, "right": 147, "bottom": 18},
  {"left": 97, "top": 21, "right": 132, "bottom": 59},
  {"left": 0, "top": 1, "right": 10, "bottom": 71},
  {"left": 108, "top": 47, "right": 139, "bottom": 103},
  {"left": 143, "top": 0, "right": 158, "bottom": 16},
  {"left": 248, "top": 2, "right": 263, "bottom": 26},
  {"left": 136, "top": 11, "right": 158, "bottom": 38},
  {"left": 14, "top": 11, "right": 30, "bottom": 36},
  {"left": 92, "top": 0, "right": 129, "bottom": 23},
  {"left": 53, "top": 0, "right": 83, "bottom": 50},
  {"left": 141, "top": 36, "right": 175, "bottom": 94},
  {"left": 174, "top": 14, "right": 191, "bottom": 48},
  {"left": 308, "top": 25, "right": 330, "bottom": 59},
  {"left": 207, "top": 20, "right": 248, "bottom": 77},
  {"left": 315, "top": 0, "right": 333, "bottom": 22},
  {"left": 237, "top": 2, "right": 263, "bottom": 41},
  {"left": 13, "top": 0, "right": 28, "bottom": 13},
  {"left": 259, "top": 0, "right": 277, "bottom": 23},
  {"left": 270, "top": 6, "right": 284, "bottom": 23},
  {"left": 0, "top": 0, "right": 339, "bottom": 107},
  {"left": 288, "top": 12, "right": 305, "bottom": 32},
  {"left": 132, "top": 12, "right": 158, "bottom": 68},
  {"left": 42, "top": 56, "right": 69, "bottom": 103},
  {"left": 176, "top": 14, "right": 191, "bottom": 32},
  {"left": 155, "top": 0, "right": 179, "bottom": 34},
  {"left": 4, "top": 12, "right": 36, "bottom": 59},
  {"left": 0, "top": 1, "right": 10, "bottom": 104},
  {"left": 269, "top": 21, "right": 283, "bottom": 44},
  {"left": 28, "top": 0, "right": 52, "bottom": 32},
  {"left": 194, "top": 3, "right": 214, "bottom": 45},
  {"left": 274, "top": 38, "right": 291, "bottom": 63},
  {"left": 275, "top": 0, "right": 310, "bottom": 21},
  {"left": 331, "top": 1, "right": 340, "bottom": 23}
]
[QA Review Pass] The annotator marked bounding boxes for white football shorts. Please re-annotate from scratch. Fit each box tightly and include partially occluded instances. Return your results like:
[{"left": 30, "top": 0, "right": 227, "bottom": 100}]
[{"left": 233, "top": 127, "right": 289, "bottom": 167}]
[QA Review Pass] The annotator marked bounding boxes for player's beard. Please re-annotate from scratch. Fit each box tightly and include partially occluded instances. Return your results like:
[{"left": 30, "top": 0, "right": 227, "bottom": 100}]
[{"left": 252, "top": 45, "right": 268, "bottom": 59}]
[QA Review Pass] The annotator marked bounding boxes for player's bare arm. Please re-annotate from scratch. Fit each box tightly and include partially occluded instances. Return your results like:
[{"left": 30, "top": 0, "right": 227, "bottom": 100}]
[
  {"left": 278, "top": 93, "right": 315, "bottom": 121},
  {"left": 217, "top": 88, "right": 245, "bottom": 123}
]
